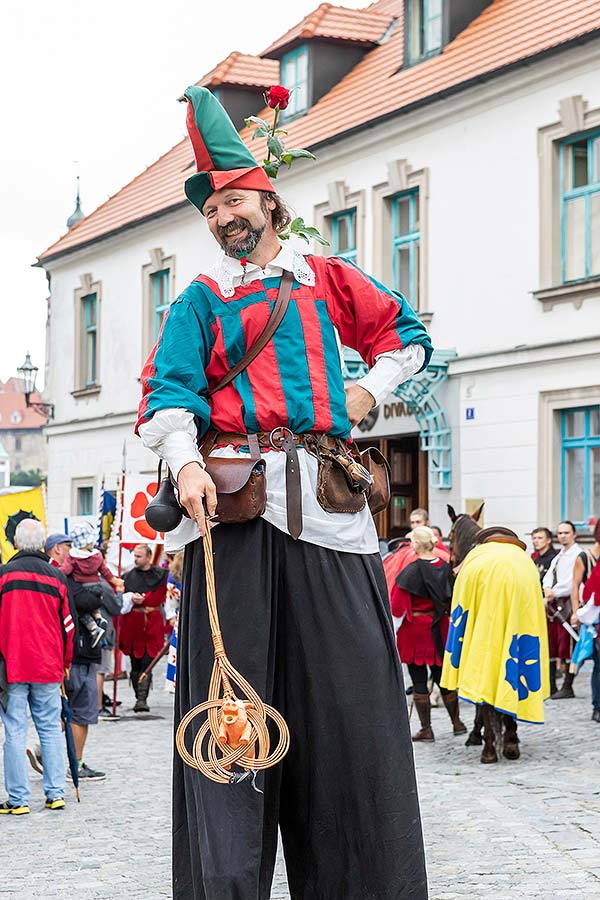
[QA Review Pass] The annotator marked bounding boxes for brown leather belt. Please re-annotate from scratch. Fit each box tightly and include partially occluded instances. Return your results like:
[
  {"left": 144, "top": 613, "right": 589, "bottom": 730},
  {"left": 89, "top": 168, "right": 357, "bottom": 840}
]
[
  {"left": 200, "top": 428, "right": 344, "bottom": 541},
  {"left": 203, "top": 430, "right": 340, "bottom": 451}
]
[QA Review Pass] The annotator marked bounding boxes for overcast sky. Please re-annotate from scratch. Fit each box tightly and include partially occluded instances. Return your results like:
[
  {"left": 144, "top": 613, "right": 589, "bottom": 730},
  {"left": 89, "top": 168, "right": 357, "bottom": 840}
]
[{"left": 1, "top": 0, "right": 368, "bottom": 386}]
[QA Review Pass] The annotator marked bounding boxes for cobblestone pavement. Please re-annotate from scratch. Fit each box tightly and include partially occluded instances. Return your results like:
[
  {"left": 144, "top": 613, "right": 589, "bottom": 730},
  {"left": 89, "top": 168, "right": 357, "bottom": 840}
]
[{"left": 2, "top": 663, "right": 600, "bottom": 899}]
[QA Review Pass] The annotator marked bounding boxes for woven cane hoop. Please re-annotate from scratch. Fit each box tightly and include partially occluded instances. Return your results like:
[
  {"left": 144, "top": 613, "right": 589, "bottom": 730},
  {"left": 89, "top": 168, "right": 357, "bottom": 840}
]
[{"left": 175, "top": 524, "right": 290, "bottom": 784}]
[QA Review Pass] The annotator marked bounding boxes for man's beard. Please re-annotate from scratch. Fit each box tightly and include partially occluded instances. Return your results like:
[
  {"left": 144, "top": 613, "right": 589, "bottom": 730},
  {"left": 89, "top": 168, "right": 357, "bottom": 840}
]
[{"left": 217, "top": 217, "right": 265, "bottom": 258}]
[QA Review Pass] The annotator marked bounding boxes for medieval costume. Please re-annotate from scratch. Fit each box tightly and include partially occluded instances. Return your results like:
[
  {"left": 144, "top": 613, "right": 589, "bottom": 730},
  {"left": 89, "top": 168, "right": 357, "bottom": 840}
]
[
  {"left": 531, "top": 545, "right": 558, "bottom": 582},
  {"left": 392, "top": 556, "right": 466, "bottom": 740},
  {"left": 120, "top": 563, "right": 168, "bottom": 712},
  {"left": 384, "top": 540, "right": 450, "bottom": 600},
  {"left": 542, "top": 541, "right": 582, "bottom": 697},
  {"left": 441, "top": 535, "right": 550, "bottom": 762},
  {"left": 137, "top": 86, "right": 431, "bottom": 899}
]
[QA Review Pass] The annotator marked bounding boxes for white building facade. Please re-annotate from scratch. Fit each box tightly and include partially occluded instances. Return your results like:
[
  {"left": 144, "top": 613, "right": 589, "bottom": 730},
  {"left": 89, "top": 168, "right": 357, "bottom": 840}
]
[{"left": 39, "top": 4, "right": 600, "bottom": 540}]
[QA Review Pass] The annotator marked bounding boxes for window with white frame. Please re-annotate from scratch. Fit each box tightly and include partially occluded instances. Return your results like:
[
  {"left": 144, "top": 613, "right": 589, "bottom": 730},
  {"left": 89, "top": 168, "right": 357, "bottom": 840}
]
[
  {"left": 407, "top": 0, "right": 442, "bottom": 62},
  {"left": 560, "top": 131, "right": 600, "bottom": 283},
  {"left": 392, "top": 189, "right": 420, "bottom": 307},
  {"left": 280, "top": 46, "right": 309, "bottom": 119},
  {"left": 536, "top": 97, "right": 600, "bottom": 309},
  {"left": 561, "top": 405, "right": 600, "bottom": 526}
]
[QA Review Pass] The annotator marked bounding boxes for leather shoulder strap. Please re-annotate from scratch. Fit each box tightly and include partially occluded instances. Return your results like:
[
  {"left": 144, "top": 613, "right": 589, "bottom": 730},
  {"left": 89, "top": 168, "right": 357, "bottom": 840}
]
[{"left": 208, "top": 270, "right": 294, "bottom": 396}]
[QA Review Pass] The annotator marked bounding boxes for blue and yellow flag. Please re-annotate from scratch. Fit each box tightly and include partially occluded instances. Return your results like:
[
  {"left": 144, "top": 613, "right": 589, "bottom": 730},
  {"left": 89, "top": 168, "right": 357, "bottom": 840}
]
[
  {"left": 441, "top": 542, "right": 550, "bottom": 723},
  {"left": 98, "top": 489, "right": 117, "bottom": 545},
  {"left": 0, "top": 488, "right": 46, "bottom": 563}
]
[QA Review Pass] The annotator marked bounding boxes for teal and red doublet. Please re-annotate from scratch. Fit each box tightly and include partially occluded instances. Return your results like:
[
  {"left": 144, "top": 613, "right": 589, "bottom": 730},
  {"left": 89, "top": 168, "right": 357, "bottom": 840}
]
[{"left": 136, "top": 255, "right": 432, "bottom": 438}]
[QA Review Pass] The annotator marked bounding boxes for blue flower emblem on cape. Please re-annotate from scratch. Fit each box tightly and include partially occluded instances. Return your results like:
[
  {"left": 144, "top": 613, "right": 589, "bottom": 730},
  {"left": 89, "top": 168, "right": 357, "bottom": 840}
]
[
  {"left": 505, "top": 634, "right": 541, "bottom": 700},
  {"left": 446, "top": 604, "right": 468, "bottom": 668}
]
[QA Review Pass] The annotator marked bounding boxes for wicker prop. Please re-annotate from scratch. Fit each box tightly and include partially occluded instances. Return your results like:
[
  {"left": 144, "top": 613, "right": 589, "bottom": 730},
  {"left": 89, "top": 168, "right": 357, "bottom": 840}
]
[{"left": 175, "top": 525, "right": 290, "bottom": 784}]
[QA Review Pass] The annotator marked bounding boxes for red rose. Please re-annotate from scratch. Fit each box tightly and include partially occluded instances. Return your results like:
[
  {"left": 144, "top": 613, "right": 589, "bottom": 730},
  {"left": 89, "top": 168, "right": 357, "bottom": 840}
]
[{"left": 265, "top": 85, "right": 291, "bottom": 110}]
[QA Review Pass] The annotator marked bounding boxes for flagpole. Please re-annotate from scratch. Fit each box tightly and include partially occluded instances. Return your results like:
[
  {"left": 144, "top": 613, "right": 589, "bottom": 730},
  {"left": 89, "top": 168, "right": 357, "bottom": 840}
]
[{"left": 112, "top": 441, "right": 126, "bottom": 718}]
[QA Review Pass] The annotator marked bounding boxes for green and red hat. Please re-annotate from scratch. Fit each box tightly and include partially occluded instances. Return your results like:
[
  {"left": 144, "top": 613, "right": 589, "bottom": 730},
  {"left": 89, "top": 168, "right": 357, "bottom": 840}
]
[{"left": 183, "top": 86, "right": 275, "bottom": 214}]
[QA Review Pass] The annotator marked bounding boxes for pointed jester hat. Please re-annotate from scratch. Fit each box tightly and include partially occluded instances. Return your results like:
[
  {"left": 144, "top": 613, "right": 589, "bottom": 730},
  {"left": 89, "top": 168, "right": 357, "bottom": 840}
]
[{"left": 183, "top": 86, "right": 275, "bottom": 214}]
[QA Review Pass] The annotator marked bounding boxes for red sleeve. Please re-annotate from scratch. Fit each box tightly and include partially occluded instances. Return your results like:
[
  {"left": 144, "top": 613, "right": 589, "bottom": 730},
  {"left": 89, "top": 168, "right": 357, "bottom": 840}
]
[
  {"left": 60, "top": 556, "right": 74, "bottom": 576},
  {"left": 583, "top": 563, "right": 600, "bottom": 604},
  {"left": 99, "top": 559, "right": 115, "bottom": 584},
  {"left": 143, "top": 581, "right": 168, "bottom": 609},
  {"left": 390, "top": 585, "right": 412, "bottom": 620},
  {"left": 60, "top": 585, "right": 74, "bottom": 668},
  {"left": 321, "top": 256, "right": 432, "bottom": 368}
]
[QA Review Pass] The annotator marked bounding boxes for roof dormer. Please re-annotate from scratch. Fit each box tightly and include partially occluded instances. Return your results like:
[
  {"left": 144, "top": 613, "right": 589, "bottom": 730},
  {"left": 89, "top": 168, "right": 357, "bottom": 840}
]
[
  {"left": 196, "top": 52, "right": 280, "bottom": 130},
  {"left": 261, "top": 3, "right": 394, "bottom": 120},
  {"left": 404, "top": 0, "right": 493, "bottom": 66}
]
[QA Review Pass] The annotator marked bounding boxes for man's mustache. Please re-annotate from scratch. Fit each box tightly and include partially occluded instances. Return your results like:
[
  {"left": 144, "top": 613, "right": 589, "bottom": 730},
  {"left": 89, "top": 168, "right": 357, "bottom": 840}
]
[{"left": 217, "top": 218, "right": 250, "bottom": 240}]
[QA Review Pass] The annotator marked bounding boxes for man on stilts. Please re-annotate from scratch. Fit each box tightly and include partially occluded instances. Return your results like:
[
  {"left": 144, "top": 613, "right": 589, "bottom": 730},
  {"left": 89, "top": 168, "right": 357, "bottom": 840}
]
[{"left": 137, "top": 85, "right": 431, "bottom": 900}]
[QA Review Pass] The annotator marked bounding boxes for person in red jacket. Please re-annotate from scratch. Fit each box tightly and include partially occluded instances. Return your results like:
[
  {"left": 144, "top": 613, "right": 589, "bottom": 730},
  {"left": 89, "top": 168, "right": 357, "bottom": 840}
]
[
  {"left": 581, "top": 520, "right": 600, "bottom": 722},
  {"left": 0, "top": 519, "right": 74, "bottom": 814},
  {"left": 120, "top": 544, "right": 167, "bottom": 712}
]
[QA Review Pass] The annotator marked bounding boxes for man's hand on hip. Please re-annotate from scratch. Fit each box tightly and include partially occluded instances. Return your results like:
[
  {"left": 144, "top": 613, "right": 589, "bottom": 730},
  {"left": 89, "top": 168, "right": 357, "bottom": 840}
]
[
  {"left": 345, "top": 384, "right": 375, "bottom": 427},
  {"left": 177, "top": 462, "right": 217, "bottom": 536}
]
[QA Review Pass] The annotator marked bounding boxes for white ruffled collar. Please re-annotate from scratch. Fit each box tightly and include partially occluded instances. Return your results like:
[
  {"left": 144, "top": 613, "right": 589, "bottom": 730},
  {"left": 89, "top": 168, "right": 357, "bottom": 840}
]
[{"left": 207, "top": 244, "right": 315, "bottom": 299}]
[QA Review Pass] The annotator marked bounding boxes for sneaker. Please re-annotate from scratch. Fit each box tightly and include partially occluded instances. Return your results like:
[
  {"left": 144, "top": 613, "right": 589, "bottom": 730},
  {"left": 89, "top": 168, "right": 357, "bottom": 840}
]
[
  {"left": 0, "top": 801, "right": 30, "bottom": 815},
  {"left": 102, "top": 692, "right": 121, "bottom": 708},
  {"left": 78, "top": 763, "right": 106, "bottom": 781},
  {"left": 592, "top": 708, "right": 600, "bottom": 723},
  {"left": 26, "top": 746, "right": 43, "bottom": 775},
  {"left": 45, "top": 798, "right": 65, "bottom": 810},
  {"left": 98, "top": 707, "right": 120, "bottom": 721},
  {"left": 90, "top": 624, "right": 107, "bottom": 649}
]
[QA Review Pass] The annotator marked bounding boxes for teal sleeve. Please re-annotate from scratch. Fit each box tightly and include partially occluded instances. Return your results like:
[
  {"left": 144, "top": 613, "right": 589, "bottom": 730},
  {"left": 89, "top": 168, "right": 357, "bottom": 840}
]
[{"left": 136, "top": 283, "right": 216, "bottom": 435}]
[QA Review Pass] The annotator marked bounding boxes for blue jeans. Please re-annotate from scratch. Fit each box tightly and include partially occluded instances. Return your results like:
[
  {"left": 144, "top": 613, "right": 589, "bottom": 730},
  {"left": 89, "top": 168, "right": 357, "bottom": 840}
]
[
  {"left": 592, "top": 641, "right": 600, "bottom": 711},
  {"left": 0, "top": 682, "right": 65, "bottom": 805}
]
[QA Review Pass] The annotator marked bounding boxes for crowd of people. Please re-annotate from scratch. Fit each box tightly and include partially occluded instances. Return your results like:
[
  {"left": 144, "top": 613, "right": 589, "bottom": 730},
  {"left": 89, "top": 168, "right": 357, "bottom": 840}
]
[
  {"left": 384, "top": 510, "right": 600, "bottom": 759},
  {"left": 0, "top": 507, "right": 597, "bottom": 813},
  {"left": 0, "top": 519, "right": 182, "bottom": 815}
]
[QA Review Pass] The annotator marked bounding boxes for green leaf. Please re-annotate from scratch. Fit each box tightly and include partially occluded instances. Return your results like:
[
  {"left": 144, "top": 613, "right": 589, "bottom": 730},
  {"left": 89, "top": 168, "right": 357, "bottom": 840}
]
[
  {"left": 279, "top": 229, "right": 291, "bottom": 241},
  {"left": 245, "top": 115, "right": 271, "bottom": 130},
  {"left": 288, "top": 217, "right": 329, "bottom": 246},
  {"left": 263, "top": 159, "right": 280, "bottom": 179},
  {"left": 267, "top": 135, "right": 285, "bottom": 158},
  {"left": 284, "top": 148, "right": 316, "bottom": 161},
  {"left": 253, "top": 126, "right": 269, "bottom": 139}
]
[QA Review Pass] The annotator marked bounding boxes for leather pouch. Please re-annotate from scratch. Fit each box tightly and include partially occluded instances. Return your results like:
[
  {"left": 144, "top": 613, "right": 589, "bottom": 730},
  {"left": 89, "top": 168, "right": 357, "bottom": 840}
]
[
  {"left": 144, "top": 452, "right": 266, "bottom": 533},
  {"left": 360, "top": 447, "right": 391, "bottom": 515},
  {"left": 204, "top": 456, "right": 266, "bottom": 524},
  {"left": 316, "top": 455, "right": 366, "bottom": 514}
]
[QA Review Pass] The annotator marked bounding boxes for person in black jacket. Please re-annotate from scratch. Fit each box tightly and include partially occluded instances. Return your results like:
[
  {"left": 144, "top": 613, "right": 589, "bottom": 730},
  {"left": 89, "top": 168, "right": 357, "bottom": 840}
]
[{"left": 65, "top": 580, "right": 113, "bottom": 780}]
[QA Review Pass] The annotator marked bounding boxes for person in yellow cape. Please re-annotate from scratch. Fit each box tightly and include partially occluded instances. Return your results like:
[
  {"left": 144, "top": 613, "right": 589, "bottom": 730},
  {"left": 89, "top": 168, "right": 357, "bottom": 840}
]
[{"left": 441, "top": 527, "right": 550, "bottom": 764}]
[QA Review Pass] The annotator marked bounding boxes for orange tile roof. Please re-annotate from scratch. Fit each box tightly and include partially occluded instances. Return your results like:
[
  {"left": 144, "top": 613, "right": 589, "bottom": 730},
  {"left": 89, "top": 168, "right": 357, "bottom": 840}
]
[
  {"left": 0, "top": 379, "right": 47, "bottom": 430},
  {"left": 198, "top": 52, "right": 279, "bottom": 88},
  {"left": 261, "top": 2, "right": 392, "bottom": 56},
  {"left": 39, "top": 0, "right": 600, "bottom": 263}
]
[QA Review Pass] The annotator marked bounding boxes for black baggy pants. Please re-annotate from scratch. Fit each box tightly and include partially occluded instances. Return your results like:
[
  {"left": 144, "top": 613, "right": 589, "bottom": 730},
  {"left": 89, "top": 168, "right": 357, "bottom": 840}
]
[{"left": 174, "top": 519, "right": 428, "bottom": 900}]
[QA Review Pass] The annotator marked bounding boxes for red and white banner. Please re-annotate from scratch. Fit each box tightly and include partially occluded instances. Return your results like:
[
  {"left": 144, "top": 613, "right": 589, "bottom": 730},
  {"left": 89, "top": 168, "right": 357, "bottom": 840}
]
[{"left": 121, "top": 474, "right": 165, "bottom": 544}]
